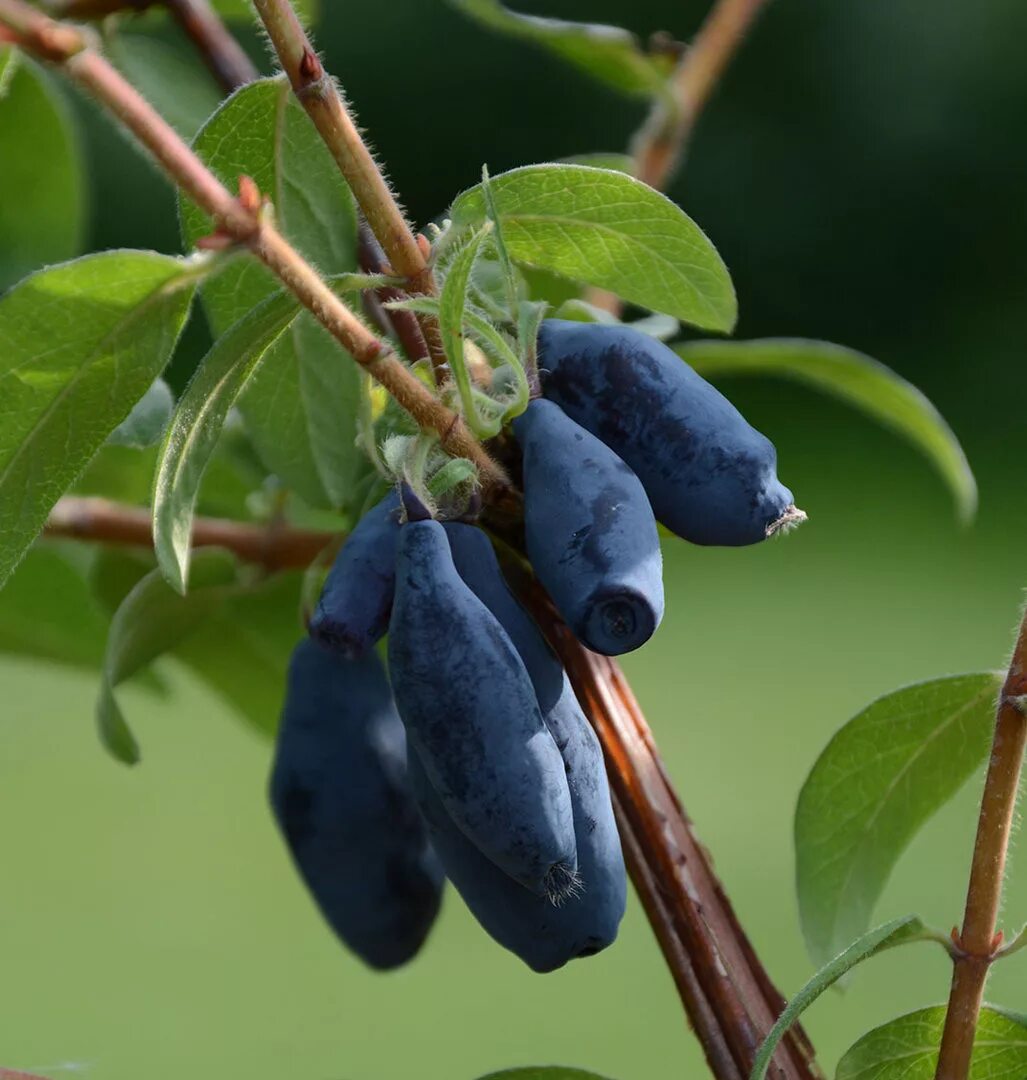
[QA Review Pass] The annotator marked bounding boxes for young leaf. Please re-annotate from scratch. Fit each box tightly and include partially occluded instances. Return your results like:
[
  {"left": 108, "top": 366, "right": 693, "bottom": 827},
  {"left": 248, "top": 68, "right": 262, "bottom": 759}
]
[
  {"left": 108, "top": 378, "right": 175, "bottom": 449},
  {"left": 750, "top": 916, "right": 935, "bottom": 1080},
  {"left": 795, "top": 673, "right": 1002, "bottom": 968},
  {"left": 444, "top": 0, "right": 668, "bottom": 98},
  {"left": 96, "top": 550, "right": 239, "bottom": 764},
  {"left": 835, "top": 1006, "right": 1027, "bottom": 1080},
  {"left": 0, "top": 57, "right": 84, "bottom": 290},
  {"left": 678, "top": 339, "right": 978, "bottom": 522},
  {"left": 449, "top": 164, "right": 736, "bottom": 331},
  {"left": 438, "top": 226, "right": 499, "bottom": 437},
  {"left": 153, "top": 291, "right": 300, "bottom": 593},
  {"left": 0, "top": 252, "right": 198, "bottom": 588},
  {"left": 476, "top": 1070, "right": 615, "bottom": 1080},
  {"left": 181, "top": 77, "right": 362, "bottom": 511},
  {"left": 108, "top": 34, "right": 222, "bottom": 138}
]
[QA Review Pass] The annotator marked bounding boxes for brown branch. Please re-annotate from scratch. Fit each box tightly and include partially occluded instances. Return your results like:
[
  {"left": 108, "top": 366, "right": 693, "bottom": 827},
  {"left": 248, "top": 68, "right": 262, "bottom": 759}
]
[
  {"left": 0, "top": 0, "right": 508, "bottom": 494},
  {"left": 935, "top": 610, "right": 1027, "bottom": 1080},
  {"left": 529, "top": 592, "right": 822, "bottom": 1080},
  {"left": 46, "top": 497, "right": 334, "bottom": 569},
  {"left": 251, "top": 0, "right": 448, "bottom": 381},
  {"left": 633, "top": 0, "right": 771, "bottom": 191},
  {"left": 357, "top": 223, "right": 430, "bottom": 365},
  {"left": 165, "top": 0, "right": 256, "bottom": 93}
]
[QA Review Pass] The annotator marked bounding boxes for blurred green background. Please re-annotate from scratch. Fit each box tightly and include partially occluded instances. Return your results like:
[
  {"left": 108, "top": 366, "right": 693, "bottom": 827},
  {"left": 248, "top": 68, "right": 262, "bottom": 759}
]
[{"left": 1, "top": 0, "right": 1025, "bottom": 1077}]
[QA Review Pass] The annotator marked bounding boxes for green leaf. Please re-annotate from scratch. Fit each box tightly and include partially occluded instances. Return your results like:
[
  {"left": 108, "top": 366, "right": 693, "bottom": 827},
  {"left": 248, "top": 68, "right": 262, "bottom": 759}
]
[
  {"left": 795, "top": 673, "right": 1002, "bottom": 968},
  {"left": 97, "top": 550, "right": 239, "bottom": 764},
  {"left": 0, "top": 545, "right": 109, "bottom": 669},
  {"left": 210, "top": 0, "right": 316, "bottom": 20},
  {"left": 0, "top": 251, "right": 198, "bottom": 589},
  {"left": 181, "top": 76, "right": 362, "bottom": 510},
  {"left": 0, "top": 57, "right": 85, "bottom": 290},
  {"left": 450, "top": 164, "right": 735, "bottom": 331},
  {"left": 154, "top": 291, "right": 300, "bottom": 593},
  {"left": 476, "top": 1070, "right": 614, "bottom": 1080},
  {"left": 0, "top": 44, "right": 18, "bottom": 97},
  {"left": 836, "top": 1006, "right": 1027, "bottom": 1080},
  {"left": 108, "top": 33, "right": 222, "bottom": 138},
  {"left": 561, "top": 152, "right": 636, "bottom": 175},
  {"left": 108, "top": 378, "right": 174, "bottom": 449},
  {"left": 750, "top": 916, "right": 934, "bottom": 1080},
  {"left": 172, "top": 570, "right": 304, "bottom": 738},
  {"left": 678, "top": 339, "right": 978, "bottom": 522},
  {"left": 444, "top": 0, "right": 668, "bottom": 98}
]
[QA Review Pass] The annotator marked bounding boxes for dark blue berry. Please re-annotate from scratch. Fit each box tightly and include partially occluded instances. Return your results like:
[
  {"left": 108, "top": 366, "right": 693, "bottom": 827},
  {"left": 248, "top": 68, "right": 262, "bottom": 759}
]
[
  {"left": 538, "top": 319, "right": 796, "bottom": 546},
  {"left": 269, "top": 639, "right": 443, "bottom": 970}
]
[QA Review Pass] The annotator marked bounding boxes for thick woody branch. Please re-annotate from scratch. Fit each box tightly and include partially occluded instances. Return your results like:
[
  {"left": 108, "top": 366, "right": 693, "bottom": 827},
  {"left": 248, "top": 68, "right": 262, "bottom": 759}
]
[
  {"left": 935, "top": 610, "right": 1027, "bottom": 1080},
  {"left": 251, "top": 0, "right": 448, "bottom": 379},
  {"left": 0, "top": 0, "right": 507, "bottom": 493}
]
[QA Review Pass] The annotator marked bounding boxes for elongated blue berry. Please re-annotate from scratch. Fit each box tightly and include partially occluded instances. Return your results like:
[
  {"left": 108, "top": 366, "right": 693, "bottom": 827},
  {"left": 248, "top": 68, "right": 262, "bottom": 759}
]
[
  {"left": 440, "top": 523, "right": 627, "bottom": 969},
  {"left": 538, "top": 319, "right": 797, "bottom": 546},
  {"left": 269, "top": 639, "right": 443, "bottom": 971},
  {"left": 308, "top": 490, "right": 400, "bottom": 657},
  {"left": 388, "top": 518, "right": 577, "bottom": 898},
  {"left": 513, "top": 398, "right": 664, "bottom": 655}
]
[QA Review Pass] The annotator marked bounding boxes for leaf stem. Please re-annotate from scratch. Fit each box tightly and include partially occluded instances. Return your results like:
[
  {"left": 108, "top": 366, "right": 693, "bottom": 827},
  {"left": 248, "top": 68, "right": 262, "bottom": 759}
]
[
  {"left": 0, "top": 0, "right": 508, "bottom": 493},
  {"left": 935, "top": 609, "right": 1027, "bottom": 1080},
  {"left": 250, "top": 0, "right": 448, "bottom": 380}
]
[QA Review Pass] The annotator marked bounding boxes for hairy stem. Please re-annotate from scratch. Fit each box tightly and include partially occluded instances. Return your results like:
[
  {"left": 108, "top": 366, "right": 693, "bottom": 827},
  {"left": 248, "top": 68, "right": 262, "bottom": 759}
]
[
  {"left": 251, "top": 0, "right": 448, "bottom": 379},
  {"left": 0, "top": 0, "right": 507, "bottom": 492},
  {"left": 935, "top": 609, "right": 1027, "bottom": 1080}
]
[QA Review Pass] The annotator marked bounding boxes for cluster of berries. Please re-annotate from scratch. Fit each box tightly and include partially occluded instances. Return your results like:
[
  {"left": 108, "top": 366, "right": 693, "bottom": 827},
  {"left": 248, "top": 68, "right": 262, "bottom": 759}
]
[{"left": 270, "top": 322, "right": 797, "bottom": 972}]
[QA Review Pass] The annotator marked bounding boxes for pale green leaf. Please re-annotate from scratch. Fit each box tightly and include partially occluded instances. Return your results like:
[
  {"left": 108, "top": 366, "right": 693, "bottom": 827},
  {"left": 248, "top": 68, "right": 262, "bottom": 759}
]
[
  {"left": 0, "top": 44, "right": 18, "bottom": 97},
  {"left": 0, "top": 545, "right": 109, "bottom": 669},
  {"left": 444, "top": 0, "right": 668, "bottom": 98},
  {"left": 679, "top": 339, "right": 977, "bottom": 522},
  {"left": 0, "top": 57, "right": 84, "bottom": 290},
  {"left": 109, "top": 33, "right": 222, "bottom": 138},
  {"left": 0, "top": 252, "right": 197, "bottom": 588},
  {"left": 108, "top": 378, "right": 174, "bottom": 449},
  {"left": 450, "top": 164, "right": 735, "bottom": 331},
  {"left": 97, "top": 550, "right": 239, "bottom": 764},
  {"left": 796, "top": 673, "right": 1002, "bottom": 968},
  {"left": 836, "top": 1006, "right": 1027, "bottom": 1080},
  {"left": 751, "top": 916, "right": 935, "bottom": 1080},
  {"left": 154, "top": 291, "right": 300, "bottom": 593},
  {"left": 561, "top": 152, "right": 636, "bottom": 175},
  {"left": 181, "top": 76, "right": 363, "bottom": 510}
]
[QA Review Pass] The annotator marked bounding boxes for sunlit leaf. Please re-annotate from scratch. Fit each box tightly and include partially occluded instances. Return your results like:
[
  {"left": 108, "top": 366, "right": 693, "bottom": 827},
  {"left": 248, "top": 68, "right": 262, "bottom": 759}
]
[
  {"left": 450, "top": 164, "right": 735, "bottom": 331},
  {"left": 0, "top": 252, "right": 197, "bottom": 588},
  {"left": 750, "top": 916, "right": 936, "bottom": 1080},
  {"left": 181, "top": 76, "right": 363, "bottom": 510},
  {"left": 444, "top": 0, "right": 668, "bottom": 98},
  {"left": 836, "top": 1006, "right": 1027, "bottom": 1080},
  {"left": 795, "top": 673, "right": 1001, "bottom": 968},
  {"left": 679, "top": 338, "right": 977, "bottom": 522},
  {"left": 0, "top": 57, "right": 84, "bottom": 289},
  {"left": 154, "top": 291, "right": 300, "bottom": 593}
]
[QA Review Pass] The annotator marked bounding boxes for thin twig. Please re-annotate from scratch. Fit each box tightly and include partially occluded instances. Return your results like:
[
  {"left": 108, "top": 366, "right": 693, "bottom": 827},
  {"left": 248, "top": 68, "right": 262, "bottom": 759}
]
[
  {"left": 633, "top": 0, "right": 771, "bottom": 190},
  {"left": 46, "top": 497, "right": 333, "bottom": 569},
  {"left": 251, "top": 0, "right": 448, "bottom": 380},
  {"left": 935, "top": 610, "right": 1027, "bottom": 1080},
  {"left": 165, "top": 0, "right": 256, "bottom": 93},
  {"left": 0, "top": 0, "right": 508, "bottom": 494}
]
